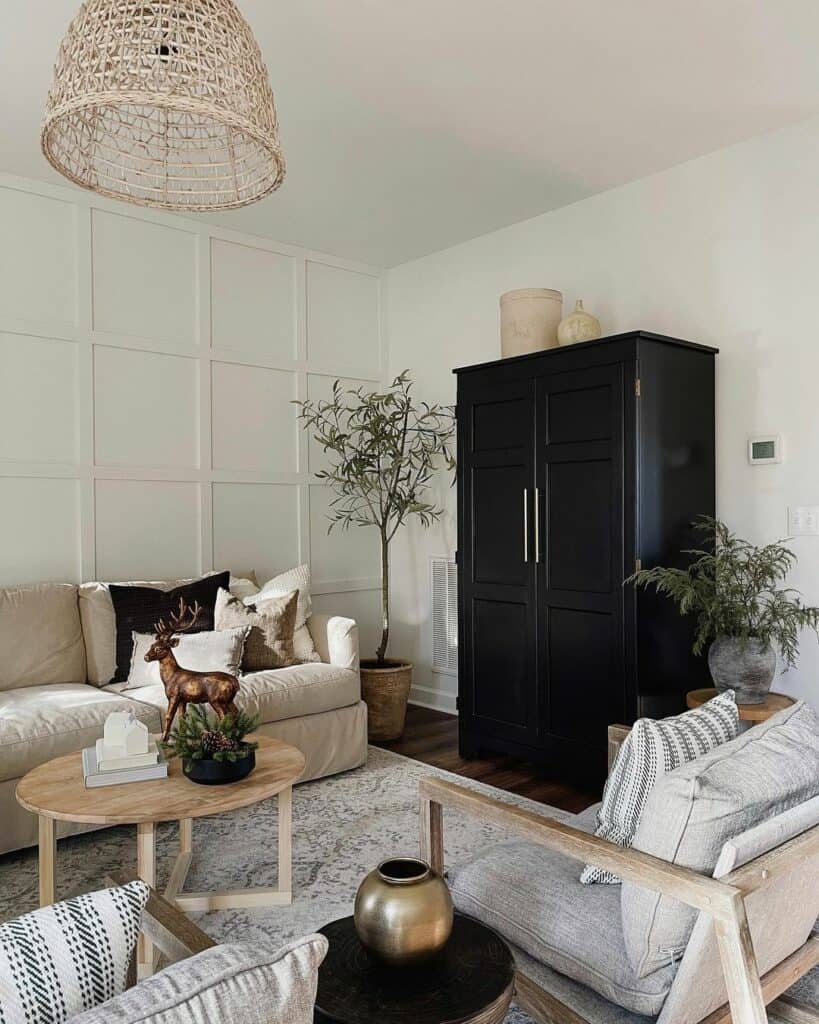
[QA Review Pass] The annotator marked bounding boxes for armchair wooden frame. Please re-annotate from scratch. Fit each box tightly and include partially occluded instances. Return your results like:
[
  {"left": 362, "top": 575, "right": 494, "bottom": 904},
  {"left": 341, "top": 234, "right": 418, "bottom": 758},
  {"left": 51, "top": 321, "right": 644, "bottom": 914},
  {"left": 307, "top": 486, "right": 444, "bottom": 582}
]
[{"left": 419, "top": 725, "right": 819, "bottom": 1024}]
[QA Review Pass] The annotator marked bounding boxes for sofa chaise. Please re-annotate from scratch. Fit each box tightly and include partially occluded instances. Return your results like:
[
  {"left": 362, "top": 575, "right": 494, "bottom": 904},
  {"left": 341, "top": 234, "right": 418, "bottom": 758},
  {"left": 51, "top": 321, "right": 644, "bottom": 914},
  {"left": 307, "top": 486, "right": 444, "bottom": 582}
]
[{"left": 0, "top": 579, "right": 367, "bottom": 855}]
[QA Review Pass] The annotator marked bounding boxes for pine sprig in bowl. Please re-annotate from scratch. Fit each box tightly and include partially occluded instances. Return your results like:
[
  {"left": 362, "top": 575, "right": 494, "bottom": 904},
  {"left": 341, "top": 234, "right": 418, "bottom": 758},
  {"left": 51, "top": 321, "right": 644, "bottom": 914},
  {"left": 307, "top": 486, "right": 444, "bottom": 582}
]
[{"left": 161, "top": 705, "right": 260, "bottom": 784}]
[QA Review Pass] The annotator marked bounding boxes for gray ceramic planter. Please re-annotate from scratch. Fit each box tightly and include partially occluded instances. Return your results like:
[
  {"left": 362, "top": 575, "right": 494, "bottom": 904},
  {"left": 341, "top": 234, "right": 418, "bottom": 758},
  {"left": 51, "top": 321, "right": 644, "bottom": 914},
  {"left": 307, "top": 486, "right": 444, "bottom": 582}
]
[{"left": 707, "top": 636, "right": 777, "bottom": 704}]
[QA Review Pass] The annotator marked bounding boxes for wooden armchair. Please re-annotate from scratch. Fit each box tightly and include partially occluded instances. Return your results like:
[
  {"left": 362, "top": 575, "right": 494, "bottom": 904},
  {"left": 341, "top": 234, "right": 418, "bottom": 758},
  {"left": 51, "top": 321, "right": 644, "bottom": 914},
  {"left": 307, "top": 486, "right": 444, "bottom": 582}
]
[{"left": 419, "top": 725, "right": 819, "bottom": 1024}]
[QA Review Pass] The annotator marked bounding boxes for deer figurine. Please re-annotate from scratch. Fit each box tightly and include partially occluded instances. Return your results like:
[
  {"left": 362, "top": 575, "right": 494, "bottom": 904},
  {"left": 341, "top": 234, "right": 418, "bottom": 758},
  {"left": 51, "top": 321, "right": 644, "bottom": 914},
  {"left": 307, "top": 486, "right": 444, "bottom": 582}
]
[{"left": 145, "top": 598, "right": 241, "bottom": 741}]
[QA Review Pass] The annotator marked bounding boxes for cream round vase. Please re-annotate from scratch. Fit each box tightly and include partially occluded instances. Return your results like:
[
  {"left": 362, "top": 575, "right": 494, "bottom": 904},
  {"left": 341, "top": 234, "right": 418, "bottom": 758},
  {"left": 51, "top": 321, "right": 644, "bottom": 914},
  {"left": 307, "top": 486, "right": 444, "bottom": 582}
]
[
  {"left": 500, "top": 288, "right": 563, "bottom": 357},
  {"left": 557, "top": 299, "right": 602, "bottom": 346}
]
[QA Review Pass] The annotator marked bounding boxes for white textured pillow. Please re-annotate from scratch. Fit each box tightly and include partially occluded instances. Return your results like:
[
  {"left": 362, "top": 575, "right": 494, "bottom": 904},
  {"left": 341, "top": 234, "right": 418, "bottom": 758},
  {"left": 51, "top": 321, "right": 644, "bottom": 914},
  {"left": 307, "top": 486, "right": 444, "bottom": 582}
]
[
  {"left": 253, "top": 565, "right": 321, "bottom": 664},
  {"left": 0, "top": 881, "right": 148, "bottom": 1023},
  {"left": 125, "top": 626, "right": 249, "bottom": 690},
  {"left": 580, "top": 690, "right": 739, "bottom": 885},
  {"left": 72, "top": 935, "right": 328, "bottom": 1024}
]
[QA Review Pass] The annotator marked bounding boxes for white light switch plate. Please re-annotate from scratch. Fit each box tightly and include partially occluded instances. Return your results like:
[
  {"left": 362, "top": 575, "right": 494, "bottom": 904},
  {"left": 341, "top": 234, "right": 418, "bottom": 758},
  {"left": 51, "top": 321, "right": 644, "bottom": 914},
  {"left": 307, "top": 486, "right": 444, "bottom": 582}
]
[{"left": 788, "top": 506, "right": 819, "bottom": 535}]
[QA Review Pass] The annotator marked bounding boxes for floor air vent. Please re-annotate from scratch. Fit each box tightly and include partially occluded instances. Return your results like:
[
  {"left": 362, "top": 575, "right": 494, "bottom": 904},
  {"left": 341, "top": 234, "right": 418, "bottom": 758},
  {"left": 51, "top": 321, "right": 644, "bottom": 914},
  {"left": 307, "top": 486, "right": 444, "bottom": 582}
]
[{"left": 431, "top": 556, "right": 458, "bottom": 674}]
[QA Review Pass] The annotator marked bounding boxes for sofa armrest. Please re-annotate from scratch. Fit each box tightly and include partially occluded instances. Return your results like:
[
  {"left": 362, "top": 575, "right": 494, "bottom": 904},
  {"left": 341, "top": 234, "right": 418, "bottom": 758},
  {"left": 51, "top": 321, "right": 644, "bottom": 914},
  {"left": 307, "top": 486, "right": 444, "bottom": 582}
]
[{"left": 307, "top": 614, "right": 359, "bottom": 673}]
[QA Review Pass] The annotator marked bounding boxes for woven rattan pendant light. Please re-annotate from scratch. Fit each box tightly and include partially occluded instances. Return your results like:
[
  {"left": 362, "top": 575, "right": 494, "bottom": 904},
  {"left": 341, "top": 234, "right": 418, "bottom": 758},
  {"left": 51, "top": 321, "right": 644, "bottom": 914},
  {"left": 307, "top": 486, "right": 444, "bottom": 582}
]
[{"left": 42, "top": 1, "right": 285, "bottom": 211}]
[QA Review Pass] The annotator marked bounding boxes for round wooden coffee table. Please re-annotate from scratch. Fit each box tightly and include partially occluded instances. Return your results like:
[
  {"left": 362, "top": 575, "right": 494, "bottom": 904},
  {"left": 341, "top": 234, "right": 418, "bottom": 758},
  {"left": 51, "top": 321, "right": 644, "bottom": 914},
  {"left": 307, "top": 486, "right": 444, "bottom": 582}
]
[
  {"left": 314, "top": 914, "right": 514, "bottom": 1024},
  {"left": 16, "top": 735, "right": 304, "bottom": 978},
  {"left": 686, "top": 688, "right": 796, "bottom": 724}
]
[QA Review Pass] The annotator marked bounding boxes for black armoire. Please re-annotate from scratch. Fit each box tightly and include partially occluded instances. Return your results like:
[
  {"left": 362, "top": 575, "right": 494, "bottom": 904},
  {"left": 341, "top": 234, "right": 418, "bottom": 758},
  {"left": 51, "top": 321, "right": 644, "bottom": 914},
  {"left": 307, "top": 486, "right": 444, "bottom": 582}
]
[{"left": 455, "top": 331, "right": 717, "bottom": 782}]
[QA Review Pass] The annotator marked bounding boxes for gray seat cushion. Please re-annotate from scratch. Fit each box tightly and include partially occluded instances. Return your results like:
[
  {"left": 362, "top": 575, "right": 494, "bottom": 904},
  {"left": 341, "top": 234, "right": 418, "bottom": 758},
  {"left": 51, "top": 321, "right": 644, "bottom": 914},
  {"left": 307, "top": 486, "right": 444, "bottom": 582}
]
[
  {"left": 448, "top": 802, "right": 677, "bottom": 1016},
  {"left": 622, "top": 700, "right": 819, "bottom": 978}
]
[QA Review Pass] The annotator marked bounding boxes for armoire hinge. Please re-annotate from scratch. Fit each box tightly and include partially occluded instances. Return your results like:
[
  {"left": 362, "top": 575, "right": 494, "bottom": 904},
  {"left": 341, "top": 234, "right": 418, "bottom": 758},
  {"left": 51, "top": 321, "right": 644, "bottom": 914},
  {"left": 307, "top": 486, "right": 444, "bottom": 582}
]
[
  {"left": 635, "top": 377, "right": 641, "bottom": 397},
  {"left": 635, "top": 558, "right": 642, "bottom": 573}
]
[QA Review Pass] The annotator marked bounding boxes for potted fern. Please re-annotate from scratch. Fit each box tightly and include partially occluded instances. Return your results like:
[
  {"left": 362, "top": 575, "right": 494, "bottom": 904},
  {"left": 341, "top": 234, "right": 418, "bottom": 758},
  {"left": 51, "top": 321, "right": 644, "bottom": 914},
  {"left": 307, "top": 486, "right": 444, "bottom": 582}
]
[
  {"left": 161, "top": 705, "right": 260, "bottom": 785},
  {"left": 296, "top": 372, "right": 456, "bottom": 740},
  {"left": 629, "top": 516, "right": 819, "bottom": 702}
]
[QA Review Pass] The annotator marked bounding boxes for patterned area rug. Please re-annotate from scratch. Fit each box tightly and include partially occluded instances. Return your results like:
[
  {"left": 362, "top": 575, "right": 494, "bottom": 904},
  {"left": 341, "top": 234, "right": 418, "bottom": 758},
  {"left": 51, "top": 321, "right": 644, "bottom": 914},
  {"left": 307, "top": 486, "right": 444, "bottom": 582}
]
[{"left": 0, "top": 746, "right": 816, "bottom": 1023}]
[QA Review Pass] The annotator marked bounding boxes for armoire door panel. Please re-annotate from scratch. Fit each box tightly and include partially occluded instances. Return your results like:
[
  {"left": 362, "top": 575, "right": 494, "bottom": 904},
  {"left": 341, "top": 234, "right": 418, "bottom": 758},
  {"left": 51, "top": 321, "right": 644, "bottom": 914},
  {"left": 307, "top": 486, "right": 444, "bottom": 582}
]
[
  {"left": 536, "top": 362, "right": 625, "bottom": 750},
  {"left": 547, "top": 384, "right": 612, "bottom": 445},
  {"left": 472, "top": 598, "right": 529, "bottom": 728},
  {"left": 547, "top": 459, "right": 613, "bottom": 594},
  {"left": 547, "top": 607, "right": 624, "bottom": 740},
  {"left": 473, "top": 397, "right": 529, "bottom": 451},
  {"left": 472, "top": 463, "right": 528, "bottom": 586}
]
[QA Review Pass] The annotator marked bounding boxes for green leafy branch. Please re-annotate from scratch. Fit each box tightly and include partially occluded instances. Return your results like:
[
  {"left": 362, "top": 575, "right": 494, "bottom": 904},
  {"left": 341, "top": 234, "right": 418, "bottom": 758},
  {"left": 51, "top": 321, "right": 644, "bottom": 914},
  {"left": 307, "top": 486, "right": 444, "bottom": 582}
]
[
  {"left": 627, "top": 516, "right": 819, "bottom": 667},
  {"left": 161, "top": 705, "right": 260, "bottom": 763}
]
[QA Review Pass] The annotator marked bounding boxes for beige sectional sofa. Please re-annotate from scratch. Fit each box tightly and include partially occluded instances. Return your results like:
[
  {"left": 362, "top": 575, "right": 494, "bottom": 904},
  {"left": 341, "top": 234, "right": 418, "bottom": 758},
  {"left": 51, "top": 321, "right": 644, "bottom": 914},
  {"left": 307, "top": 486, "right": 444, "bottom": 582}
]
[{"left": 0, "top": 580, "right": 367, "bottom": 855}]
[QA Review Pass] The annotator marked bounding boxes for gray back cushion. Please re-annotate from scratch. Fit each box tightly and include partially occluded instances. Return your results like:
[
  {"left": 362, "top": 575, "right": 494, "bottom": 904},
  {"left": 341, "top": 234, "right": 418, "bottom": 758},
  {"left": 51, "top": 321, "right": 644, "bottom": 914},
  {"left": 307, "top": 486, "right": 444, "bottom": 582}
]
[
  {"left": 621, "top": 701, "right": 819, "bottom": 978},
  {"left": 71, "top": 935, "right": 328, "bottom": 1024}
]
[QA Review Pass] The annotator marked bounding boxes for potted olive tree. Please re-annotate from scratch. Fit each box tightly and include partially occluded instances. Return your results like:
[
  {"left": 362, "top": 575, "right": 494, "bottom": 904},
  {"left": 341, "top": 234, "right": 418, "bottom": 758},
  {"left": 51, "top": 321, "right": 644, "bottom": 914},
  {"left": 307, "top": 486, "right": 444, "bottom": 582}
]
[
  {"left": 629, "top": 516, "right": 819, "bottom": 702},
  {"left": 296, "top": 372, "right": 456, "bottom": 739}
]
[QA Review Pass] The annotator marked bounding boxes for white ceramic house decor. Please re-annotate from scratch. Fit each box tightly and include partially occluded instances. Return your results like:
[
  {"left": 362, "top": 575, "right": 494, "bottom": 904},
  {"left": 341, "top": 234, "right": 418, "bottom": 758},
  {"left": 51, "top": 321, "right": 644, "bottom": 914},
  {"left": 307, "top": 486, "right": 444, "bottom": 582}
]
[
  {"left": 500, "top": 288, "right": 563, "bottom": 358},
  {"left": 557, "top": 299, "right": 602, "bottom": 346},
  {"left": 42, "top": 0, "right": 285, "bottom": 212},
  {"left": 99, "top": 712, "right": 151, "bottom": 760}
]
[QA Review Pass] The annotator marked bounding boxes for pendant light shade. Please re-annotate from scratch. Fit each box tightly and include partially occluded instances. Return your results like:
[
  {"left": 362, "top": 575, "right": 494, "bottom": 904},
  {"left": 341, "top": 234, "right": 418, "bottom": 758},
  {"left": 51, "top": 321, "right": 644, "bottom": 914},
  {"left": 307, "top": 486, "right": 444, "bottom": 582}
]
[{"left": 42, "top": 1, "right": 285, "bottom": 211}]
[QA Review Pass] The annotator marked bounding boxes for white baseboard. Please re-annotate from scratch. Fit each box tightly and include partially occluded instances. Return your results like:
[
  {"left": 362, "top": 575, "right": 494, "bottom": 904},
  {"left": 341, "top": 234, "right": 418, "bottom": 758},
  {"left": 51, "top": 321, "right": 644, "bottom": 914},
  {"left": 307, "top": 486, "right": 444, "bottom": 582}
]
[{"left": 408, "top": 684, "right": 457, "bottom": 716}]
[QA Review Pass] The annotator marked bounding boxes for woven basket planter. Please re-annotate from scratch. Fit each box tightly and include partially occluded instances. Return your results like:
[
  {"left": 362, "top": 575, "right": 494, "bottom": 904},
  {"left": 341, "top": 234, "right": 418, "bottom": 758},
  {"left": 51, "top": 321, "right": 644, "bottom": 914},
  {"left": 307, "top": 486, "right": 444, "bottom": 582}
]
[{"left": 360, "top": 660, "right": 413, "bottom": 742}]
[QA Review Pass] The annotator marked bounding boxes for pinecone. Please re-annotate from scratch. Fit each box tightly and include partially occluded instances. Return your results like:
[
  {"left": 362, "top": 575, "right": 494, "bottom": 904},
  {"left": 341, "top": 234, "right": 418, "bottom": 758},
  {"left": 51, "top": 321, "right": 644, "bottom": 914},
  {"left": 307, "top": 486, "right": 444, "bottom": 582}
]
[{"left": 201, "top": 730, "right": 238, "bottom": 757}]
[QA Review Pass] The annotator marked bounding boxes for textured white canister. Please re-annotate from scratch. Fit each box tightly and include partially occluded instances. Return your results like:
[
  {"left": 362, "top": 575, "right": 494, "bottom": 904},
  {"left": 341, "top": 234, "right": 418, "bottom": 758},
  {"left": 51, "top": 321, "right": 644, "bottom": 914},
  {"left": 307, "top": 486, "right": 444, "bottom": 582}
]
[{"left": 500, "top": 288, "right": 563, "bottom": 358}]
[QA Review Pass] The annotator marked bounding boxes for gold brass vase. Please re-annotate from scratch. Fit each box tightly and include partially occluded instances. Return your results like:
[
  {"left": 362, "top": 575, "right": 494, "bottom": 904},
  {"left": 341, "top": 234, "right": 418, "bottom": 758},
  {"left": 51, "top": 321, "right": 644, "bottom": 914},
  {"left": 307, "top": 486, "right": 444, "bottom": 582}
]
[{"left": 353, "top": 857, "right": 454, "bottom": 965}]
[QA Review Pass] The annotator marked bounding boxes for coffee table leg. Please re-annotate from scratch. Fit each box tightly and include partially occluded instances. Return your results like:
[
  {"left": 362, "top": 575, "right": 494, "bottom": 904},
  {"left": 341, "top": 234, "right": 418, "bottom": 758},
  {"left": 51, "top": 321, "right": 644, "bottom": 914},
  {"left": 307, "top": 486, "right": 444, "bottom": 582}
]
[
  {"left": 136, "top": 821, "right": 156, "bottom": 979},
  {"left": 38, "top": 816, "right": 56, "bottom": 907},
  {"left": 278, "top": 785, "right": 292, "bottom": 901}
]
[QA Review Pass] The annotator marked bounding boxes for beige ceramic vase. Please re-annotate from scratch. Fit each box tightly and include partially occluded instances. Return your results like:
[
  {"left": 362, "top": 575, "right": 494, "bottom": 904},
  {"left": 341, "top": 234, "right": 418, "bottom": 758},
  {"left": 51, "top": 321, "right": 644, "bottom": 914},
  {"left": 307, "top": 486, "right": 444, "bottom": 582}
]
[
  {"left": 557, "top": 299, "right": 602, "bottom": 346},
  {"left": 500, "top": 288, "right": 563, "bottom": 357}
]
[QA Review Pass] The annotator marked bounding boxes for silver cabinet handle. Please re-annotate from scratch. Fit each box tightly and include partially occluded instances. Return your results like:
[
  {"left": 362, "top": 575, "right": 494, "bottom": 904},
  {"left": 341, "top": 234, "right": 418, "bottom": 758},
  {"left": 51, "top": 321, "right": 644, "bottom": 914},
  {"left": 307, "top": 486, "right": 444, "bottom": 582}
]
[
  {"left": 534, "top": 487, "right": 541, "bottom": 563},
  {"left": 523, "top": 488, "right": 529, "bottom": 563}
]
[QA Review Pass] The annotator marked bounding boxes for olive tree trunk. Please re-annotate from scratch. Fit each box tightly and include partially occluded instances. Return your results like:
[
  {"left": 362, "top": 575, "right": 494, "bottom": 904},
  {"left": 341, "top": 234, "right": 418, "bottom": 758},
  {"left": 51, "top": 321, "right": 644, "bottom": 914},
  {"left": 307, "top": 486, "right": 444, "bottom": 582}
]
[{"left": 376, "top": 528, "right": 390, "bottom": 665}]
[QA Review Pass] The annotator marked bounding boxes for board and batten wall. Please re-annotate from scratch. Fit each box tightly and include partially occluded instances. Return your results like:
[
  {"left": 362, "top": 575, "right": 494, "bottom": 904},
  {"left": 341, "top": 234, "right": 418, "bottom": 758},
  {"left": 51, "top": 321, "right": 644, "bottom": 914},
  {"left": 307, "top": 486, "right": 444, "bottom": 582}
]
[
  {"left": 0, "top": 172, "right": 385, "bottom": 655},
  {"left": 388, "top": 114, "right": 819, "bottom": 713}
]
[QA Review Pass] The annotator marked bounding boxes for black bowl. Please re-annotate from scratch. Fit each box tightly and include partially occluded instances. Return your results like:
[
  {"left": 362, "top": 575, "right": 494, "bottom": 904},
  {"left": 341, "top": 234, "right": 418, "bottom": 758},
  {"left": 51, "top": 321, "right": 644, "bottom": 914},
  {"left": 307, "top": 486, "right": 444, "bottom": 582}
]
[{"left": 183, "top": 749, "right": 256, "bottom": 785}]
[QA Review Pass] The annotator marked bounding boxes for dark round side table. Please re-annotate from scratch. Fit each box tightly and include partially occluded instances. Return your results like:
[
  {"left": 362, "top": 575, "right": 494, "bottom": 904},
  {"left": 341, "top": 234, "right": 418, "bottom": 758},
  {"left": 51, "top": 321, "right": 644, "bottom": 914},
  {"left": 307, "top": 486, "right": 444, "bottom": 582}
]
[{"left": 314, "top": 913, "right": 515, "bottom": 1024}]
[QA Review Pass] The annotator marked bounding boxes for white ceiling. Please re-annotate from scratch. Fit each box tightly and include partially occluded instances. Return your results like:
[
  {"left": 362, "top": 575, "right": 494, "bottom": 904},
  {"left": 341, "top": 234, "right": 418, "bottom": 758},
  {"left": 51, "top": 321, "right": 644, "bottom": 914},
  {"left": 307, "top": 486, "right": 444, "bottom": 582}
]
[{"left": 4, "top": 1, "right": 819, "bottom": 267}]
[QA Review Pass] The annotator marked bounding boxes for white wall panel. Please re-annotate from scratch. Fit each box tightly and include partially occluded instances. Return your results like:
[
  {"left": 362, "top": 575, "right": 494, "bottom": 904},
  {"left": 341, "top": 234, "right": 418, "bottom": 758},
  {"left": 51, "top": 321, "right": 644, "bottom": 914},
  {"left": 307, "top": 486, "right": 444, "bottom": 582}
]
[
  {"left": 0, "top": 478, "right": 80, "bottom": 585},
  {"left": 92, "top": 210, "right": 197, "bottom": 347},
  {"left": 0, "top": 189, "right": 76, "bottom": 329},
  {"left": 211, "top": 239, "right": 296, "bottom": 359},
  {"left": 212, "top": 482, "right": 300, "bottom": 581},
  {"left": 0, "top": 334, "right": 78, "bottom": 463},
  {"left": 0, "top": 174, "right": 384, "bottom": 653},
  {"left": 309, "top": 484, "right": 379, "bottom": 581},
  {"left": 94, "top": 346, "right": 199, "bottom": 468},
  {"left": 211, "top": 362, "right": 297, "bottom": 473},
  {"left": 95, "top": 479, "right": 200, "bottom": 580},
  {"left": 313, "top": 588, "right": 381, "bottom": 659},
  {"left": 306, "top": 261, "right": 380, "bottom": 369}
]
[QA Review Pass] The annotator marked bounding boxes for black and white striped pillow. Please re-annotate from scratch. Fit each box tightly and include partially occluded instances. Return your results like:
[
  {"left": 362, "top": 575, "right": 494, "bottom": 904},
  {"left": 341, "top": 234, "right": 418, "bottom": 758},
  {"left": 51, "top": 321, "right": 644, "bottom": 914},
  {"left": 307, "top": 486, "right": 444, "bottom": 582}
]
[
  {"left": 0, "top": 881, "right": 148, "bottom": 1023},
  {"left": 580, "top": 690, "right": 739, "bottom": 885}
]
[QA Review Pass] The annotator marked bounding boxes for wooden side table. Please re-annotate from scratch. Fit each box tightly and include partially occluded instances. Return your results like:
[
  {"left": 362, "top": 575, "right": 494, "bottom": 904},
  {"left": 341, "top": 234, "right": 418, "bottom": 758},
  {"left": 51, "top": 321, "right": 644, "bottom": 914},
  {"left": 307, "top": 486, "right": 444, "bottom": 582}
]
[
  {"left": 686, "top": 688, "right": 796, "bottom": 724},
  {"left": 314, "top": 914, "right": 514, "bottom": 1024},
  {"left": 16, "top": 735, "right": 304, "bottom": 979}
]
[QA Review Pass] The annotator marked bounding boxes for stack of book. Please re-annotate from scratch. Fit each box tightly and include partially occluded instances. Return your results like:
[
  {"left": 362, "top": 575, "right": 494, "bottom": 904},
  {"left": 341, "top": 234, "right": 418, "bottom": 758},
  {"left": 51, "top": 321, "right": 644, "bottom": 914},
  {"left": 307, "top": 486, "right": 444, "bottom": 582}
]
[{"left": 82, "top": 736, "right": 168, "bottom": 788}]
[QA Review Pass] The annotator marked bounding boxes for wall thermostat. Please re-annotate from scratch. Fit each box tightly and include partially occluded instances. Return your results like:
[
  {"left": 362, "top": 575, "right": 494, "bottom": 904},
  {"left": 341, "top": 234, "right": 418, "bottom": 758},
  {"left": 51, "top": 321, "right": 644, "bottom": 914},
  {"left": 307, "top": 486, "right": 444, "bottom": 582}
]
[{"left": 748, "top": 435, "right": 782, "bottom": 465}]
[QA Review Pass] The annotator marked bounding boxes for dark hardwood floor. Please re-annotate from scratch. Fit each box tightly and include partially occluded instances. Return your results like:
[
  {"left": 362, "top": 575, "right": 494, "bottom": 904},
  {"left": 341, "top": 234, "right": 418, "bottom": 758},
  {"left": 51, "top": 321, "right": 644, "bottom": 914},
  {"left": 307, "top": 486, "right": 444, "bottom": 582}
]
[{"left": 373, "top": 705, "right": 600, "bottom": 813}]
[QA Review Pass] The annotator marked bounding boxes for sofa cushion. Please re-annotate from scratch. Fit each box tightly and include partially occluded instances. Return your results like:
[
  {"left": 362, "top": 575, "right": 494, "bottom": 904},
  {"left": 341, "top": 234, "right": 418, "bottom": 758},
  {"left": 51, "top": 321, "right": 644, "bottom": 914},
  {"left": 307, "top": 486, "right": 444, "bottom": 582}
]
[
  {"left": 214, "top": 588, "right": 299, "bottom": 671},
  {"left": 0, "top": 881, "right": 148, "bottom": 1023},
  {"left": 79, "top": 572, "right": 238, "bottom": 687},
  {"left": 115, "top": 662, "right": 360, "bottom": 726},
  {"left": 622, "top": 700, "right": 819, "bottom": 978},
  {"left": 254, "top": 565, "right": 322, "bottom": 664},
  {"left": 581, "top": 690, "right": 739, "bottom": 885},
  {"left": 71, "top": 935, "right": 328, "bottom": 1024},
  {"left": 448, "top": 806, "right": 677, "bottom": 1016},
  {"left": 0, "top": 583, "right": 86, "bottom": 692},
  {"left": 125, "top": 626, "right": 249, "bottom": 689},
  {"left": 0, "top": 684, "right": 162, "bottom": 783}
]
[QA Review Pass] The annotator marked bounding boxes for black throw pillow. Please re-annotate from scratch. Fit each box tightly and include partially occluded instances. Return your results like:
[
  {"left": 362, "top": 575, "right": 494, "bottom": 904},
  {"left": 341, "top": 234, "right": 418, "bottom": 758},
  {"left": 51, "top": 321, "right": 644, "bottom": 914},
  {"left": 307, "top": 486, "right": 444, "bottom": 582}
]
[{"left": 108, "top": 572, "right": 230, "bottom": 684}]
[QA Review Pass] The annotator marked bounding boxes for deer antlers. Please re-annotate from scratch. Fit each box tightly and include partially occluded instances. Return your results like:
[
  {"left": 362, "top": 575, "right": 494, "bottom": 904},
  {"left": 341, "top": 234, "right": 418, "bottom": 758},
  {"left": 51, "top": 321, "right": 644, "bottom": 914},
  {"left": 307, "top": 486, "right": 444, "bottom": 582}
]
[{"left": 153, "top": 598, "right": 202, "bottom": 641}]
